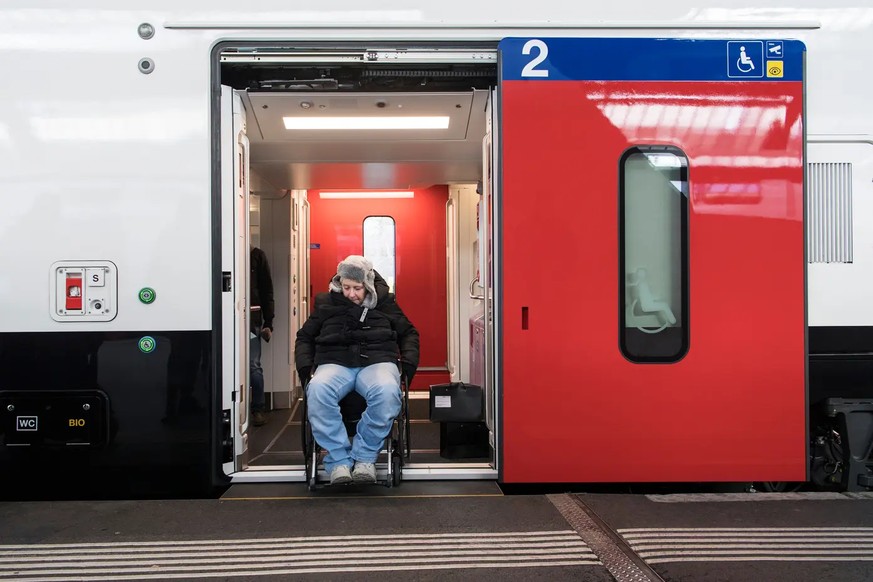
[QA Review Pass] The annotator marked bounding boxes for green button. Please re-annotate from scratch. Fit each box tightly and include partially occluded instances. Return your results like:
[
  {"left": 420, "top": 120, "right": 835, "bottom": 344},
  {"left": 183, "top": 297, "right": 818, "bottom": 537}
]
[
  {"left": 139, "top": 287, "right": 156, "bottom": 304},
  {"left": 138, "top": 336, "right": 156, "bottom": 353}
]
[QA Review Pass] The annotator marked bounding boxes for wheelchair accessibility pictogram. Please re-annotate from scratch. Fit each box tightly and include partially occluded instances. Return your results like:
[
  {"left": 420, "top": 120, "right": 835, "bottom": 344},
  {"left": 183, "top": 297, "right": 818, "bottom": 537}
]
[
  {"left": 737, "top": 46, "right": 755, "bottom": 72},
  {"left": 727, "top": 41, "right": 764, "bottom": 78},
  {"left": 138, "top": 336, "right": 156, "bottom": 354}
]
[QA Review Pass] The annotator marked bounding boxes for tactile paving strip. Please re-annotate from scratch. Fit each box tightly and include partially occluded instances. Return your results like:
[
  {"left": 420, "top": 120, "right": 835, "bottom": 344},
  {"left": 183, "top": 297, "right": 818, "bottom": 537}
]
[{"left": 547, "top": 493, "right": 663, "bottom": 582}]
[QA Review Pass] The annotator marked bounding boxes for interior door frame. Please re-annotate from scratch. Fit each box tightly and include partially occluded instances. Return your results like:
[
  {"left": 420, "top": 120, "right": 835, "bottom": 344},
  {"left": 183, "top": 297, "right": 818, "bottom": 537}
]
[{"left": 220, "top": 87, "right": 251, "bottom": 476}]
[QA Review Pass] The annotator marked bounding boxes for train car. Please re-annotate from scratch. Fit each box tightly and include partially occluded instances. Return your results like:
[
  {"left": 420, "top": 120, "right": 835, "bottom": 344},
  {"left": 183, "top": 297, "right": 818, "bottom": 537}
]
[{"left": 1, "top": 1, "right": 871, "bottom": 498}]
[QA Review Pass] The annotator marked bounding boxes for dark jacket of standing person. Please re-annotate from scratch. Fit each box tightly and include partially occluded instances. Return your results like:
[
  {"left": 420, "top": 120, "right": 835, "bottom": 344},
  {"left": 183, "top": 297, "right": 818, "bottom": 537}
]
[{"left": 250, "top": 247, "right": 274, "bottom": 333}]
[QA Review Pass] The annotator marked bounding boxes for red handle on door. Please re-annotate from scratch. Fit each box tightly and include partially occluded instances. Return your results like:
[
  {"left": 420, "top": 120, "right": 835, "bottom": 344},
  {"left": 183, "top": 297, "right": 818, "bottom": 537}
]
[{"left": 65, "top": 276, "right": 83, "bottom": 310}]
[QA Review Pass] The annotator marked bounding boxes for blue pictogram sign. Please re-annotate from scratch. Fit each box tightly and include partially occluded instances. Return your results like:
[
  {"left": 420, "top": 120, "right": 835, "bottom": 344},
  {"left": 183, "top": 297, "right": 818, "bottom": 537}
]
[
  {"left": 766, "top": 41, "right": 784, "bottom": 59},
  {"left": 727, "top": 41, "right": 764, "bottom": 78},
  {"left": 498, "top": 38, "right": 803, "bottom": 82}
]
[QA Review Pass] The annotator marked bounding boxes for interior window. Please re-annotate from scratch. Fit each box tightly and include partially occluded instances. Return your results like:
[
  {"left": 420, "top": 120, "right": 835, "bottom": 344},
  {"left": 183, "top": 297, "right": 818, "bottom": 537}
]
[
  {"left": 619, "top": 147, "right": 689, "bottom": 363},
  {"left": 363, "top": 216, "right": 396, "bottom": 292}
]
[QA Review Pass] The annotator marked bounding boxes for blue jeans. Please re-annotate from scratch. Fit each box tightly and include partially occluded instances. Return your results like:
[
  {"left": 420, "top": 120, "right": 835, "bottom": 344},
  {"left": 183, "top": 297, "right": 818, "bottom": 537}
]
[
  {"left": 306, "top": 362, "right": 401, "bottom": 472},
  {"left": 249, "top": 327, "right": 264, "bottom": 412}
]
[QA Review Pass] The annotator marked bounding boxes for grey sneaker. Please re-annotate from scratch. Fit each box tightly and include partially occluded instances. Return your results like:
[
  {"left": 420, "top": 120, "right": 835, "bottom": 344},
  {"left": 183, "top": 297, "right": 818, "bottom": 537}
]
[
  {"left": 352, "top": 462, "right": 376, "bottom": 483},
  {"left": 329, "top": 465, "right": 352, "bottom": 485}
]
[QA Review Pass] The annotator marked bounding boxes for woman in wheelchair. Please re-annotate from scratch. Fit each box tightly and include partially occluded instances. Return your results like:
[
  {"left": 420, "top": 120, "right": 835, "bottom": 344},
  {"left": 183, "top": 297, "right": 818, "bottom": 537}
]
[{"left": 295, "top": 255, "right": 419, "bottom": 485}]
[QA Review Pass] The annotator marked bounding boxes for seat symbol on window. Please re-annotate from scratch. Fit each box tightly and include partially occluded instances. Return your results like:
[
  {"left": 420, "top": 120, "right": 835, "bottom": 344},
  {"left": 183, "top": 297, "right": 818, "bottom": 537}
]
[{"left": 628, "top": 268, "right": 676, "bottom": 334}]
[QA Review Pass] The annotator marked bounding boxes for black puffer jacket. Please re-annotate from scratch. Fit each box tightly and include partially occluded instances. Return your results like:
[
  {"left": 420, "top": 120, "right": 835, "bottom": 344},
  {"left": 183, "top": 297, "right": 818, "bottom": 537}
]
[{"left": 295, "top": 272, "right": 419, "bottom": 380}]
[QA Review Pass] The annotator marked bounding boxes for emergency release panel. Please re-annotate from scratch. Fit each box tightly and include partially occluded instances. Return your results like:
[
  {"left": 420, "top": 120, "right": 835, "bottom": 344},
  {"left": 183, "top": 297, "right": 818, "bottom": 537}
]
[
  {"left": 499, "top": 38, "right": 806, "bottom": 483},
  {"left": 51, "top": 261, "right": 118, "bottom": 322}
]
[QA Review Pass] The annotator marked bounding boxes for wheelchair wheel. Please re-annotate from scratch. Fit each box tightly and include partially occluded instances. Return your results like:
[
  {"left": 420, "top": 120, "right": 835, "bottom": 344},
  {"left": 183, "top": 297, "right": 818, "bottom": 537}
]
[
  {"left": 385, "top": 436, "right": 395, "bottom": 488},
  {"left": 403, "top": 386, "right": 411, "bottom": 460},
  {"left": 300, "top": 403, "right": 309, "bottom": 457},
  {"left": 306, "top": 445, "right": 318, "bottom": 491},
  {"left": 391, "top": 453, "right": 402, "bottom": 487},
  {"left": 301, "top": 390, "right": 318, "bottom": 490},
  {"left": 303, "top": 415, "right": 318, "bottom": 490}
]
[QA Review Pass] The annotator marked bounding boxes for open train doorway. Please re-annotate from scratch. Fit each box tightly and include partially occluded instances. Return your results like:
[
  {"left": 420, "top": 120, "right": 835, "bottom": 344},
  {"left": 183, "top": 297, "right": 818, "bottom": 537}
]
[{"left": 217, "top": 44, "right": 499, "bottom": 483}]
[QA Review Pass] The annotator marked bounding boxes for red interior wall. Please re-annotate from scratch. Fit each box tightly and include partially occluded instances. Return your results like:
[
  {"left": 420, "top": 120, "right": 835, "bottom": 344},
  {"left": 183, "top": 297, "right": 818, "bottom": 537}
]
[
  {"left": 308, "top": 187, "right": 450, "bottom": 390},
  {"left": 501, "top": 81, "right": 806, "bottom": 483}
]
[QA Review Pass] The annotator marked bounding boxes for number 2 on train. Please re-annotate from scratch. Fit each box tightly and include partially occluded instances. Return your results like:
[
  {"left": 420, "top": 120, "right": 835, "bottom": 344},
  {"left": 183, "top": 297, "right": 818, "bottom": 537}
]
[{"left": 521, "top": 39, "right": 549, "bottom": 77}]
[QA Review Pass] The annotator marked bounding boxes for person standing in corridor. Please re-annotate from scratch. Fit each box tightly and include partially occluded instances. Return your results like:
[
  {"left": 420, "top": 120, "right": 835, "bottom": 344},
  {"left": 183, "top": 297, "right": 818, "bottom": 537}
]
[{"left": 250, "top": 246, "right": 274, "bottom": 427}]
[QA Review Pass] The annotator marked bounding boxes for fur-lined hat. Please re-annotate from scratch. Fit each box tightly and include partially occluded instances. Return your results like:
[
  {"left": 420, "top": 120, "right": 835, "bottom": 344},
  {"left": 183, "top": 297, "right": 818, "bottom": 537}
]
[{"left": 329, "top": 255, "right": 377, "bottom": 308}]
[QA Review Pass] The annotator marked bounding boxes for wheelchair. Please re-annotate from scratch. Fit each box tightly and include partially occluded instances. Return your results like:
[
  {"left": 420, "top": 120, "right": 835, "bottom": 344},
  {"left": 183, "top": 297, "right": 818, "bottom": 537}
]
[{"left": 301, "top": 373, "right": 410, "bottom": 490}]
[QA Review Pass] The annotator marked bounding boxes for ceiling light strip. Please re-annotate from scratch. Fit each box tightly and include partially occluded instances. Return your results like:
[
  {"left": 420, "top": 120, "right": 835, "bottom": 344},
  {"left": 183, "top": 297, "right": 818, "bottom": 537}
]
[
  {"left": 319, "top": 191, "right": 415, "bottom": 199},
  {"left": 284, "top": 116, "right": 450, "bottom": 130}
]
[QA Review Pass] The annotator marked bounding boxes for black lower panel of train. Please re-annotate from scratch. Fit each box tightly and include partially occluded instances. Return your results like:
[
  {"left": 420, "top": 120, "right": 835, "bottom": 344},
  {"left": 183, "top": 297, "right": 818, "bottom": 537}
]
[
  {"left": 0, "top": 331, "right": 220, "bottom": 499},
  {"left": 2, "top": 327, "right": 872, "bottom": 498}
]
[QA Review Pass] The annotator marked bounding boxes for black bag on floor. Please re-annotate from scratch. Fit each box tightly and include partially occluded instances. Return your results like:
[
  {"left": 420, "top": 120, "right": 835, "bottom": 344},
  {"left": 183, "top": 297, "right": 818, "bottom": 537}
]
[
  {"left": 429, "top": 383, "right": 483, "bottom": 422},
  {"left": 440, "top": 422, "right": 490, "bottom": 459}
]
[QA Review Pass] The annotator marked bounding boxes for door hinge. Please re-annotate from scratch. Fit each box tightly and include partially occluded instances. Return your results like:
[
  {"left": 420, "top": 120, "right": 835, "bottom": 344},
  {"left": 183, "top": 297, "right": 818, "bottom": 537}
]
[{"left": 222, "top": 271, "right": 232, "bottom": 292}]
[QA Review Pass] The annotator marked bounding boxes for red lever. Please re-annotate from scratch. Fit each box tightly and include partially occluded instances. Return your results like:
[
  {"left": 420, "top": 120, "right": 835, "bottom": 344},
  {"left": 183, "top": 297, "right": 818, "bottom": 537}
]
[{"left": 65, "top": 276, "right": 83, "bottom": 310}]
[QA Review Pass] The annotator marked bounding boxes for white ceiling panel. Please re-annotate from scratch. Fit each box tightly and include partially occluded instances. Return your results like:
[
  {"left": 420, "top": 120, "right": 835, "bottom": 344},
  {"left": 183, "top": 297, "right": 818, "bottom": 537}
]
[
  {"left": 247, "top": 91, "right": 474, "bottom": 141},
  {"left": 242, "top": 89, "right": 488, "bottom": 190}
]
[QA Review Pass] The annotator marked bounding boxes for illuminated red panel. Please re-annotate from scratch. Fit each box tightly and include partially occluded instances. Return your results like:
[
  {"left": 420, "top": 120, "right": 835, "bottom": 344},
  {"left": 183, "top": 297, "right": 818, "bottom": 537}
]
[{"left": 308, "top": 187, "right": 450, "bottom": 390}]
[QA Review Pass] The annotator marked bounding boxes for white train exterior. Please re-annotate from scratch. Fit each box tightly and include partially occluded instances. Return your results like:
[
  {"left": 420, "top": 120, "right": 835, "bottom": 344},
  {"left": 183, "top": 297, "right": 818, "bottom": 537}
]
[{"left": 0, "top": 1, "right": 871, "bottom": 496}]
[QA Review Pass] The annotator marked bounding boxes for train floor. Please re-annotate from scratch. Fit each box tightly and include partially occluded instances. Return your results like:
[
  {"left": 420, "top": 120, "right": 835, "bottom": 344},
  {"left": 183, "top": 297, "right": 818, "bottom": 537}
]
[
  {"left": 246, "top": 393, "right": 491, "bottom": 468},
  {"left": 2, "top": 488, "right": 873, "bottom": 580}
]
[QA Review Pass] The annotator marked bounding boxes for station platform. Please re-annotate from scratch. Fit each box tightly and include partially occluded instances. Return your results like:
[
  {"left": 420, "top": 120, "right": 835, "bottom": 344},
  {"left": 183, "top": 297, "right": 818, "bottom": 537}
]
[{"left": 2, "top": 486, "right": 873, "bottom": 581}]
